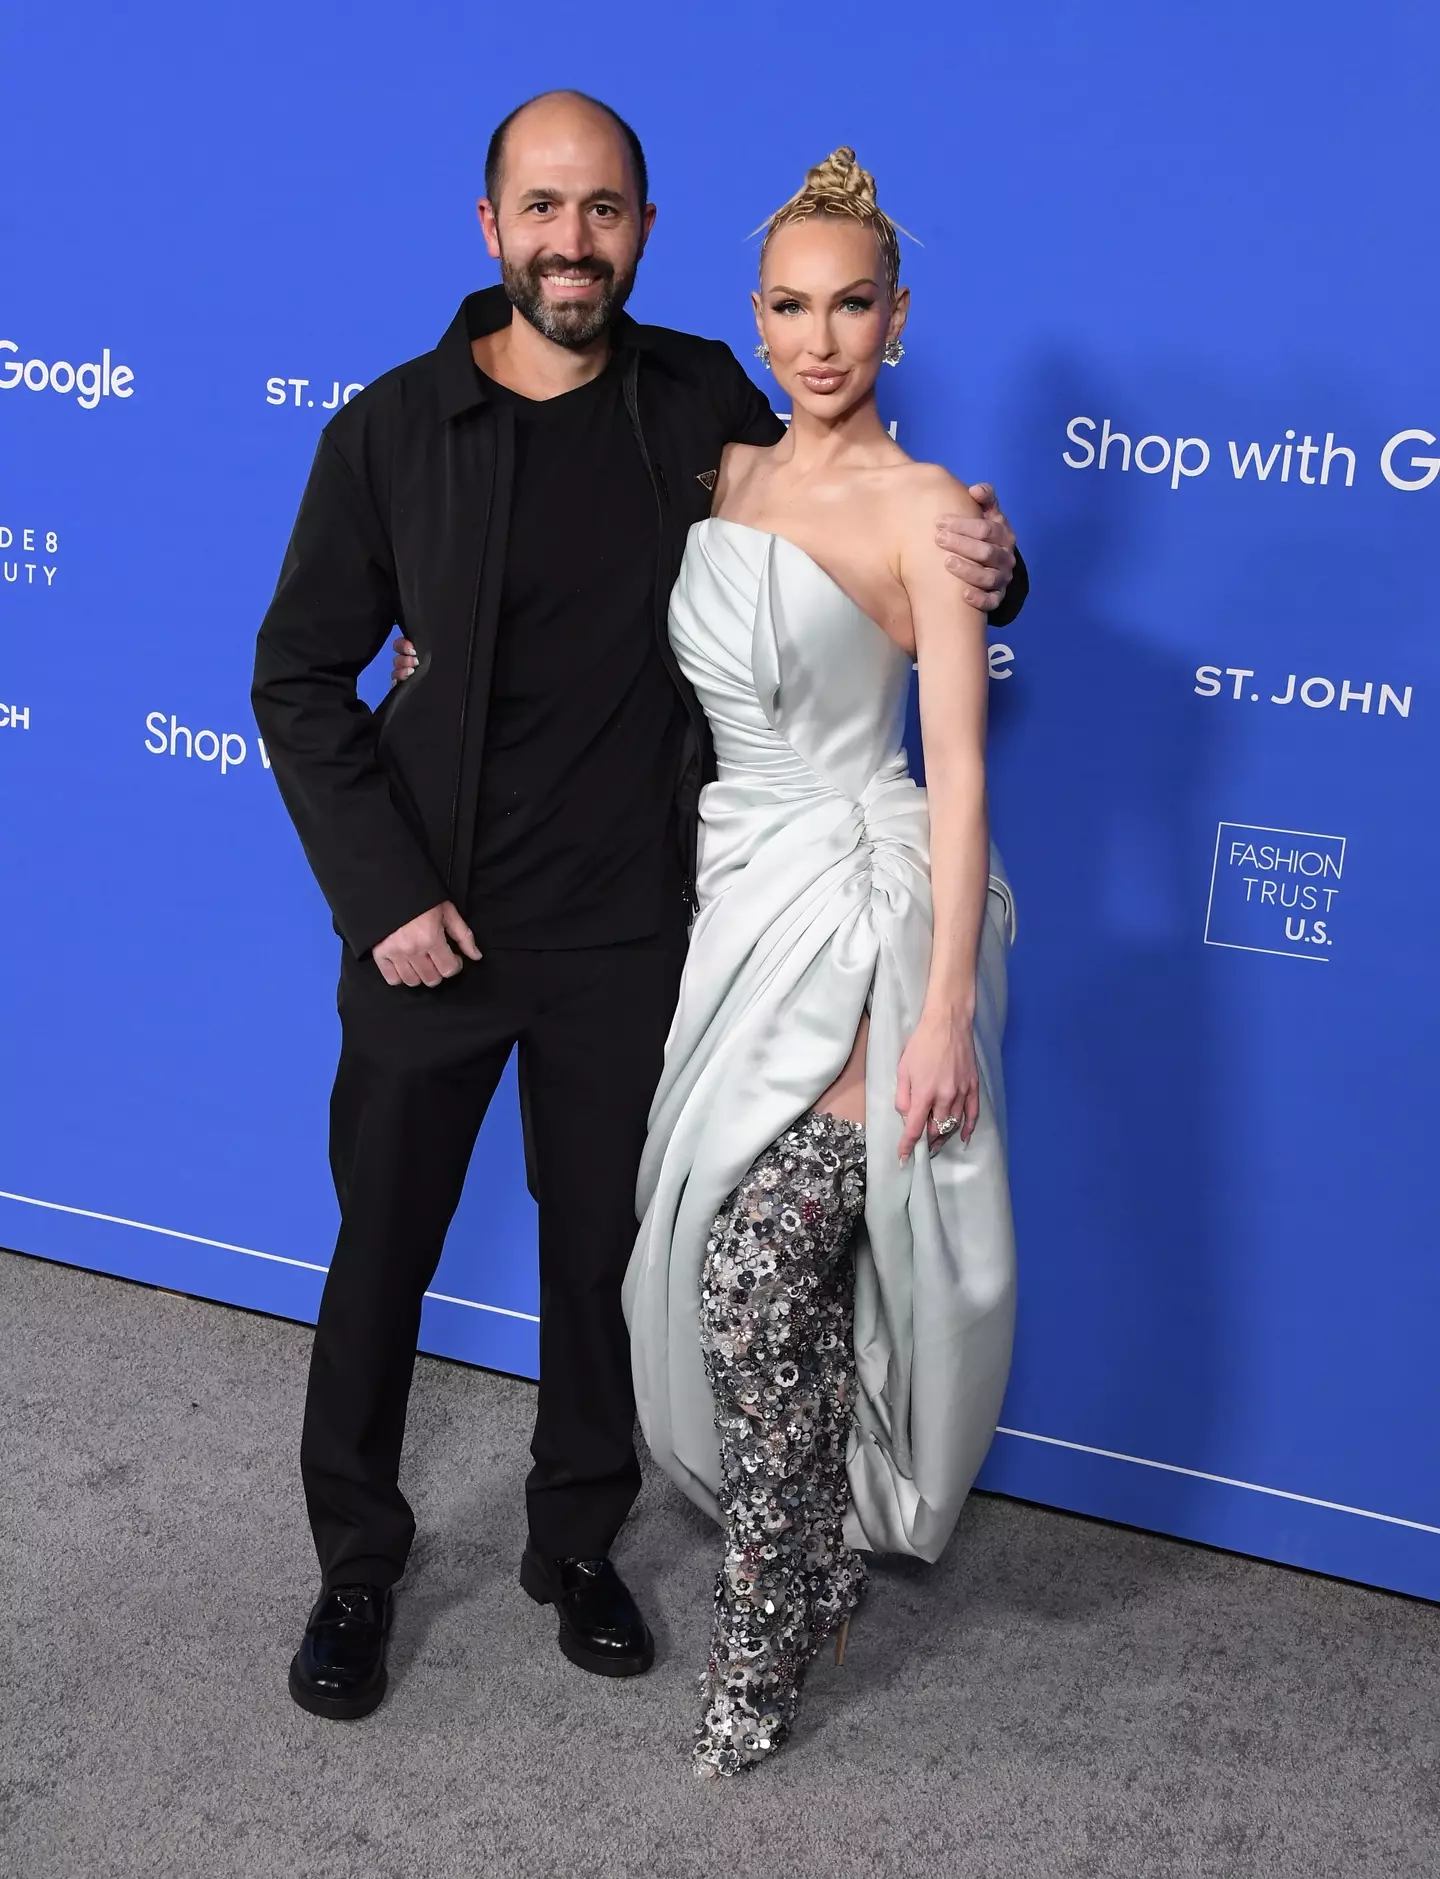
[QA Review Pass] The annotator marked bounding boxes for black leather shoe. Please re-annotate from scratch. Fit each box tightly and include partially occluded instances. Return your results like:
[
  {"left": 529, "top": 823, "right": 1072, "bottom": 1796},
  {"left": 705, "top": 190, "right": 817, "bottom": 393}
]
[
  {"left": 520, "top": 1545, "right": 655, "bottom": 1677},
  {"left": 288, "top": 1584, "right": 394, "bottom": 1720}
]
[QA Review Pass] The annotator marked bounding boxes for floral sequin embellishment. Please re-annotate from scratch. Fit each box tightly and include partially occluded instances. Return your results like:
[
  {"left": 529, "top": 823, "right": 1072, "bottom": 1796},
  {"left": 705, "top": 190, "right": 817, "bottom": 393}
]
[{"left": 693, "top": 1112, "right": 869, "bottom": 1779}]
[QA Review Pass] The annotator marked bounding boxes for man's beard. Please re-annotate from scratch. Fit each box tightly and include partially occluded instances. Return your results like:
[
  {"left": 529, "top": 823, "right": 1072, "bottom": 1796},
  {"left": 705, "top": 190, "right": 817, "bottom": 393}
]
[{"left": 499, "top": 248, "right": 637, "bottom": 349}]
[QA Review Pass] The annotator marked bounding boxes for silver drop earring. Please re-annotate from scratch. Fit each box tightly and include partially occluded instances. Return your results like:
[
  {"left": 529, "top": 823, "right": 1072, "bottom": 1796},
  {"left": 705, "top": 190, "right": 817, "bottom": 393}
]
[
  {"left": 882, "top": 337, "right": 905, "bottom": 367},
  {"left": 754, "top": 342, "right": 771, "bottom": 371}
]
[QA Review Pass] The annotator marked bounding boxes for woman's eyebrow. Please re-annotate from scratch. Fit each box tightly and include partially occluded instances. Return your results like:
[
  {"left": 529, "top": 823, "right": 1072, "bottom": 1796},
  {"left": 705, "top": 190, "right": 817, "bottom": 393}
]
[{"left": 767, "top": 278, "right": 880, "bottom": 299}]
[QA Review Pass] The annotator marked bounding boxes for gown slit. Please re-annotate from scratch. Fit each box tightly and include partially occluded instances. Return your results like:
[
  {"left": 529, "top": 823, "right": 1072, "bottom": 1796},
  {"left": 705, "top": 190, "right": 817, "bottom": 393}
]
[{"left": 811, "top": 1007, "right": 869, "bottom": 1130}]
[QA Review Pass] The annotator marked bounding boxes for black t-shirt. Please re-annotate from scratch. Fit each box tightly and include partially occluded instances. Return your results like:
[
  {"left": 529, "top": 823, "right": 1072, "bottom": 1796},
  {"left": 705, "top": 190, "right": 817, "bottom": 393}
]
[{"left": 467, "top": 354, "right": 688, "bottom": 948}]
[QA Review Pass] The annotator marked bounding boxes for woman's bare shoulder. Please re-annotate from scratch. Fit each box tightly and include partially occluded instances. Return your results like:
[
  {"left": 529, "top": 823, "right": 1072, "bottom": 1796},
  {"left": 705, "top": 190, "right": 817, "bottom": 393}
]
[
  {"left": 887, "top": 459, "right": 981, "bottom": 523},
  {"left": 714, "top": 439, "right": 771, "bottom": 508},
  {"left": 719, "top": 438, "right": 765, "bottom": 469}
]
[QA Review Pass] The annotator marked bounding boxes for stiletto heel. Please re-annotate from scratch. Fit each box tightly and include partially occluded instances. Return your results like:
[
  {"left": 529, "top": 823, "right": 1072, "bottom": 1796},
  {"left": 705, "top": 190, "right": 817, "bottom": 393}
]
[{"left": 834, "top": 1614, "right": 850, "bottom": 1667}]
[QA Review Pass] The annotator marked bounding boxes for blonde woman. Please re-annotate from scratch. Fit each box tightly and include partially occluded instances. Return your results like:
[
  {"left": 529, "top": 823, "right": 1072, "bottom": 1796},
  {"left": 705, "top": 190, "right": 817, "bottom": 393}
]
[{"left": 622, "top": 150, "right": 1017, "bottom": 1776}]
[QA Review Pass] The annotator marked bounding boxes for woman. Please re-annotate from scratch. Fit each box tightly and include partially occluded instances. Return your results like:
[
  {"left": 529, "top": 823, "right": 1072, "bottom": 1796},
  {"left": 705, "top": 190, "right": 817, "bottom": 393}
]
[
  {"left": 397, "top": 150, "right": 1016, "bottom": 1778},
  {"left": 624, "top": 149, "right": 1016, "bottom": 1777}
]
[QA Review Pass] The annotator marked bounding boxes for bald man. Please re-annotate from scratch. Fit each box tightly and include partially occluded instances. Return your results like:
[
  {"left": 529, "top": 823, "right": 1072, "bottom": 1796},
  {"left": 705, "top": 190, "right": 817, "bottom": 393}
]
[{"left": 254, "top": 89, "right": 1027, "bottom": 1720}]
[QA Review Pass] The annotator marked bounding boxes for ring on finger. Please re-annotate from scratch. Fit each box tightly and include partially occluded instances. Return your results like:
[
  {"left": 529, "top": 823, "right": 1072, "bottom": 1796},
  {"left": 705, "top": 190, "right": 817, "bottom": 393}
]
[{"left": 933, "top": 1116, "right": 960, "bottom": 1138}]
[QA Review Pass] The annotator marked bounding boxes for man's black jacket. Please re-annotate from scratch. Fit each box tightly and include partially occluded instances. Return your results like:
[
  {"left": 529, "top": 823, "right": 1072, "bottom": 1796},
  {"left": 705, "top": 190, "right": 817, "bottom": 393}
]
[{"left": 252, "top": 286, "right": 1030, "bottom": 959}]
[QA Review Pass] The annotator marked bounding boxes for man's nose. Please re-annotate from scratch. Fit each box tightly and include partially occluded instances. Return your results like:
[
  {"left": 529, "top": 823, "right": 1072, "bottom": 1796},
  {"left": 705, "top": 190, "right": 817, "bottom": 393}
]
[{"left": 552, "top": 204, "right": 593, "bottom": 256}]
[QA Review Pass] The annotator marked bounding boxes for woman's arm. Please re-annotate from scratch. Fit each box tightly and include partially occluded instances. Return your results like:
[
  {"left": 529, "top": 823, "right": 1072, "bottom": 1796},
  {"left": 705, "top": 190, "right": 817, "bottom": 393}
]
[{"left": 893, "top": 470, "right": 990, "bottom": 1162}]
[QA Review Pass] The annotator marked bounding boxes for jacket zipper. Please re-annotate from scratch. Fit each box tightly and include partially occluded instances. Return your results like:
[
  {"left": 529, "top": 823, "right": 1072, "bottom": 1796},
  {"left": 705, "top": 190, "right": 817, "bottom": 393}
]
[
  {"left": 446, "top": 421, "right": 499, "bottom": 888},
  {"left": 622, "top": 354, "right": 702, "bottom": 920}
]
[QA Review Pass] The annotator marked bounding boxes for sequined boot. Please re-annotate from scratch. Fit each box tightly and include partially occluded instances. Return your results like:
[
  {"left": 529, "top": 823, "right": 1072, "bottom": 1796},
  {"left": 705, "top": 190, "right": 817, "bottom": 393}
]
[
  {"left": 803, "top": 1233, "right": 869, "bottom": 1652},
  {"left": 693, "top": 1112, "right": 867, "bottom": 1779}
]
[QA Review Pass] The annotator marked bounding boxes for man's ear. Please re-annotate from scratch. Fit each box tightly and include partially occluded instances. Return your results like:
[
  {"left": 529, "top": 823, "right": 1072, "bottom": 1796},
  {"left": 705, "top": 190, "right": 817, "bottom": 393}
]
[
  {"left": 637, "top": 202, "right": 658, "bottom": 254},
  {"left": 476, "top": 197, "right": 502, "bottom": 262}
]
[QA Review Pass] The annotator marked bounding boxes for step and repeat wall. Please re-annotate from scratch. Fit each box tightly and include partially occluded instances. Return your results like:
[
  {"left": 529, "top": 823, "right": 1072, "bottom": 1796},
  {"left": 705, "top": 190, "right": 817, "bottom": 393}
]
[{"left": 3, "top": 3, "right": 1435, "bottom": 1597}]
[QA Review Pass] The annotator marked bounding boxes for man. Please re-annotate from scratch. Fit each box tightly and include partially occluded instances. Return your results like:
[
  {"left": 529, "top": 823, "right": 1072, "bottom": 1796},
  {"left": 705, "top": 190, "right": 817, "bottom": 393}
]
[{"left": 253, "top": 89, "right": 1027, "bottom": 1723}]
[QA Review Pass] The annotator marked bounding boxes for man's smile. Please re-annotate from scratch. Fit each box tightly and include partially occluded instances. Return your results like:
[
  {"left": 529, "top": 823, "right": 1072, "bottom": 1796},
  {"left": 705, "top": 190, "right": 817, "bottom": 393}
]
[{"left": 541, "top": 269, "right": 606, "bottom": 298}]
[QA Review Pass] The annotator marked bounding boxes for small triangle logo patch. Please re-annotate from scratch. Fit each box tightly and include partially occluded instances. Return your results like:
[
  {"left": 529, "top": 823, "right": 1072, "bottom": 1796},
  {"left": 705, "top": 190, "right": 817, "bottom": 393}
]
[{"left": 696, "top": 469, "right": 718, "bottom": 491}]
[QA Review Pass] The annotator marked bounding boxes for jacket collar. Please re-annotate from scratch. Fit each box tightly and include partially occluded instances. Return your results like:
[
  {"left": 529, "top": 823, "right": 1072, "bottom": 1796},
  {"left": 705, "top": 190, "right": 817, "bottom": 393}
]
[{"left": 434, "top": 284, "right": 651, "bottom": 422}]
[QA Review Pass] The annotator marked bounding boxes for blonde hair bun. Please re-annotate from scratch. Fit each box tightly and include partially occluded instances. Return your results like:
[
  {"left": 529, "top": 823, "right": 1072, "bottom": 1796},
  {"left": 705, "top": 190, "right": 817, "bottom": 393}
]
[
  {"left": 803, "top": 147, "right": 878, "bottom": 208},
  {"left": 760, "top": 147, "right": 904, "bottom": 291}
]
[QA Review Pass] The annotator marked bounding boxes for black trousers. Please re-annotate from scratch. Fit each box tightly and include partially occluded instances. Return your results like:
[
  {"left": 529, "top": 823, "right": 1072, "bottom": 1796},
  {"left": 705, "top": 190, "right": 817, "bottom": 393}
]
[{"left": 301, "top": 939, "right": 687, "bottom": 1590}]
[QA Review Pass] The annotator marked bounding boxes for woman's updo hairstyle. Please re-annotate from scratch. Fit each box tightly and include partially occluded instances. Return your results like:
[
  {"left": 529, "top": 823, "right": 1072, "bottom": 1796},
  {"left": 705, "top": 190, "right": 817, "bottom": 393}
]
[{"left": 759, "top": 148, "right": 904, "bottom": 295}]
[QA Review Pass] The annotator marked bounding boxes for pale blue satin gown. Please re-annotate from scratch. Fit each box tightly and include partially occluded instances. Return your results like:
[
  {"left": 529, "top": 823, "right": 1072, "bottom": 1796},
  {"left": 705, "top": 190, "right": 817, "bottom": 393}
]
[{"left": 622, "top": 517, "right": 1017, "bottom": 1564}]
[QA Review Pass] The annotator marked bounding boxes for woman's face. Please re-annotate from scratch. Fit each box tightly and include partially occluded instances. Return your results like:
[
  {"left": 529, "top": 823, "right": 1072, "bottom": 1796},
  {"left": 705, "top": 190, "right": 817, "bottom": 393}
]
[{"left": 754, "top": 216, "right": 908, "bottom": 422}]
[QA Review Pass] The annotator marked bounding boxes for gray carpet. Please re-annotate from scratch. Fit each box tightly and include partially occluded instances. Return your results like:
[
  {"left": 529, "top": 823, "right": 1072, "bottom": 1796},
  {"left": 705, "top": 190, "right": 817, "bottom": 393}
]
[{"left": 2, "top": 1250, "right": 1435, "bottom": 1879}]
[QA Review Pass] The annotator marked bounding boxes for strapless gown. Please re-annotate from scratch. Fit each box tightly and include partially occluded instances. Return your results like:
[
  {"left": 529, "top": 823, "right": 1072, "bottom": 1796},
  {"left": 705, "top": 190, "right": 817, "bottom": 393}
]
[{"left": 622, "top": 517, "right": 1017, "bottom": 1564}]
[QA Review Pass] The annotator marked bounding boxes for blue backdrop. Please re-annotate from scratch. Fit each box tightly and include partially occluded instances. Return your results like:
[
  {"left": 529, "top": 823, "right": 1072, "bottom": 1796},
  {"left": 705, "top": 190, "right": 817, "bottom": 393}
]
[{"left": 3, "top": 2, "right": 1436, "bottom": 1598}]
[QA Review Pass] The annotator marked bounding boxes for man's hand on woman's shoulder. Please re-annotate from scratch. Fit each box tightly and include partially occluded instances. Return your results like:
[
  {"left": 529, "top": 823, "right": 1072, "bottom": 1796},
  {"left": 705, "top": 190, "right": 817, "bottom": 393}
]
[{"left": 935, "top": 482, "right": 1018, "bottom": 614}]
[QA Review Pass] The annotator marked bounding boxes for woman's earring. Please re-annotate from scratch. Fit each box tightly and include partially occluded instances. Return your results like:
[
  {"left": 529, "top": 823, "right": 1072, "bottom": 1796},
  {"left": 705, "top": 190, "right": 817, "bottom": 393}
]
[
  {"left": 882, "top": 337, "right": 905, "bottom": 367},
  {"left": 754, "top": 342, "right": 771, "bottom": 371}
]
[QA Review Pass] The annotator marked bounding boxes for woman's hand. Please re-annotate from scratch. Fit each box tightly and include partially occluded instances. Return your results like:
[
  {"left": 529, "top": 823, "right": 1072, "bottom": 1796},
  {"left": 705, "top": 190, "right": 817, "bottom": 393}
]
[
  {"left": 895, "top": 1009, "right": 980, "bottom": 1164},
  {"left": 390, "top": 636, "right": 419, "bottom": 685}
]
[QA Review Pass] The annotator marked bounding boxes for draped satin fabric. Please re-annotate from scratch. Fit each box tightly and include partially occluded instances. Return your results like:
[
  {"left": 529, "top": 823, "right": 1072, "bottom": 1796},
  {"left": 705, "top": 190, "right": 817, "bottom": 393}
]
[{"left": 622, "top": 519, "right": 1017, "bottom": 1563}]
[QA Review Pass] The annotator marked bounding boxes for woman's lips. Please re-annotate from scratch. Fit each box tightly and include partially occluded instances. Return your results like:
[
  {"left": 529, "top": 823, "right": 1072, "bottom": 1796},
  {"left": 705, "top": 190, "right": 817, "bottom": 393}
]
[{"left": 797, "top": 369, "right": 846, "bottom": 393}]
